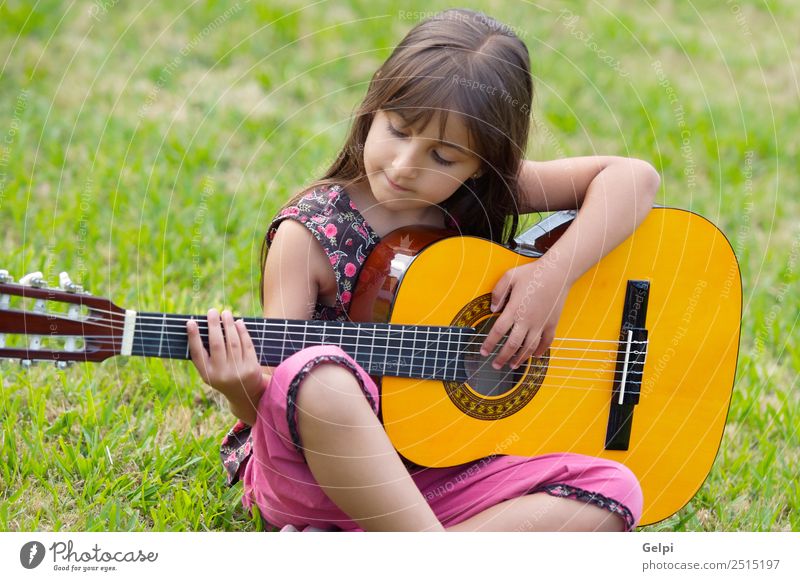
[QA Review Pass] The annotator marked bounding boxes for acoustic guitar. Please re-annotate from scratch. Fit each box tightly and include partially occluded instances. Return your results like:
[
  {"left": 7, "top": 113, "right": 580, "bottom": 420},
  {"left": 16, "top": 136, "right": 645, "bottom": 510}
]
[{"left": 0, "top": 207, "right": 741, "bottom": 525}]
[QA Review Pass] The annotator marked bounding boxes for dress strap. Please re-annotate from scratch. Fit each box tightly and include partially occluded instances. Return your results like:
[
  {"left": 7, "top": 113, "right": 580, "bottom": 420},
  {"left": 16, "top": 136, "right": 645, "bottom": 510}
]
[{"left": 267, "top": 184, "right": 380, "bottom": 311}]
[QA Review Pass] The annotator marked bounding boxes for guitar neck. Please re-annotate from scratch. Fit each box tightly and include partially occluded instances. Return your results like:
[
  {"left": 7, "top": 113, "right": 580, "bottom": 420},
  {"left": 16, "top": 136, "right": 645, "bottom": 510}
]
[{"left": 132, "top": 312, "right": 475, "bottom": 381}]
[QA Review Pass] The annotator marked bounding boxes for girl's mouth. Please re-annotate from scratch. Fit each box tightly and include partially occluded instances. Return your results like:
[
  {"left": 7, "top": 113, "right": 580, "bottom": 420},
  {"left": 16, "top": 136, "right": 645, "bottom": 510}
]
[{"left": 385, "top": 173, "right": 411, "bottom": 192}]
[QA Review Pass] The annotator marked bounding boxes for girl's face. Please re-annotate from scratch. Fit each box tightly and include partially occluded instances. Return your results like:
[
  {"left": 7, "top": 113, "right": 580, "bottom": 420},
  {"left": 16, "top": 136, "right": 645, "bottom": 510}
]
[{"left": 362, "top": 109, "right": 482, "bottom": 216}]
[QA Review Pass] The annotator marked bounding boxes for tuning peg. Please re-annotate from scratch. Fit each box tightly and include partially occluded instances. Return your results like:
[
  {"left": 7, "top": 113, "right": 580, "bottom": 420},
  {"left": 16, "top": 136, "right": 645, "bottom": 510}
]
[
  {"left": 16, "top": 272, "right": 46, "bottom": 368},
  {"left": 59, "top": 271, "right": 84, "bottom": 294},
  {"left": 60, "top": 272, "right": 83, "bottom": 354},
  {"left": 20, "top": 272, "right": 46, "bottom": 288},
  {"left": 55, "top": 360, "right": 74, "bottom": 369},
  {"left": 0, "top": 272, "right": 9, "bottom": 350}
]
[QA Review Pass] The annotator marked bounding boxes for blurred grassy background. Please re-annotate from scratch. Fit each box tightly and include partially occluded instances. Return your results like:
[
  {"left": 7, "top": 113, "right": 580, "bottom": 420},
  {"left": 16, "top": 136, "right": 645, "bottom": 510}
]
[{"left": 0, "top": 0, "right": 797, "bottom": 531}]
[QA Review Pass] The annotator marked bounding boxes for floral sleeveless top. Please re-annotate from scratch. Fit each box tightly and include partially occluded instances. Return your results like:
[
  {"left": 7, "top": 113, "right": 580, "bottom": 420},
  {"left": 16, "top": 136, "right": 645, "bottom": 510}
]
[{"left": 220, "top": 183, "right": 458, "bottom": 485}]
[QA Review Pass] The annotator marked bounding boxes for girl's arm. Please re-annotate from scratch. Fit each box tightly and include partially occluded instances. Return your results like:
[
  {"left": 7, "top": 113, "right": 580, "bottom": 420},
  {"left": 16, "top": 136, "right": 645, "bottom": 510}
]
[
  {"left": 517, "top": 156, "right": 660, "bottom": 285},
  {"left": 187, "top": 218, "right": 325, "bottom": 426},
  {"left": 481, "top": 156, "right": 660, "bottom": 370}
]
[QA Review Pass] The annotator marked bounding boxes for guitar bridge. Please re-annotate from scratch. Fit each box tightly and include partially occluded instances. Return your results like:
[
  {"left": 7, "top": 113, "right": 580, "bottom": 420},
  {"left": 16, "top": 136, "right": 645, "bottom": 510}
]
[{"left": 605, "top": 280, "right": 649, "bottom": 451}]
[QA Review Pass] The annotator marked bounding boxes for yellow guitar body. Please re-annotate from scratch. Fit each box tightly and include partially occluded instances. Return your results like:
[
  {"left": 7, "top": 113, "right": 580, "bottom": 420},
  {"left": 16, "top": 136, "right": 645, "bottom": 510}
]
[{"left": 377, "top": 208, "right": 741, "bottom": 525}]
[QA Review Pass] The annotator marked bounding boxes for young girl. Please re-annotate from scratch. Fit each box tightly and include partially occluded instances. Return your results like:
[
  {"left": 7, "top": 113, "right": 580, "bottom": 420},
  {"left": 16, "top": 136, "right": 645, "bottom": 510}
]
[{"left": 187, "top": 8, "right": 659, "bottom": 532}]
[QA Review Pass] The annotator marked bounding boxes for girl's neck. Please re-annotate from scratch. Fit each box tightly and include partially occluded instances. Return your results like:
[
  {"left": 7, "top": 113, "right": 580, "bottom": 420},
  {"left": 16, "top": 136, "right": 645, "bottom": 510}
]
[{"left": 346, "top": 179, "right": 445, "bottom": 236}]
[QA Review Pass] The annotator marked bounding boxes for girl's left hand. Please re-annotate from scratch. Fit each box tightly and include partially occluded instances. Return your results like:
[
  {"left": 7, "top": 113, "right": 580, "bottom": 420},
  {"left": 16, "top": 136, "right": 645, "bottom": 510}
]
[
  {"left": 479, "top": 260, "right": 570, "bottom": 370},
  {"left": 187, "top": 309, "right": 265, "bottom": 403}
]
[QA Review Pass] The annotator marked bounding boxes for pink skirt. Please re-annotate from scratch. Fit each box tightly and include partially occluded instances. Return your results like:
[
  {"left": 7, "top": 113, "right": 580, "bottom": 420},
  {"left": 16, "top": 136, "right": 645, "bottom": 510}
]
[{"left": 241, "top": 345, "right": 643, "bottom": 531}]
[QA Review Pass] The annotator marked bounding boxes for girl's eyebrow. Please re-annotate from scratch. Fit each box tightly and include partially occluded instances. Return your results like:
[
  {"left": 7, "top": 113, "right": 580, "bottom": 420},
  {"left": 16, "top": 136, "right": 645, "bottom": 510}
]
[
  {"left": 389, "top": 110, "right": 471, "bottom": 155},
  {"left": 438, "top": 139, "right": 469, "bottom": 155}
]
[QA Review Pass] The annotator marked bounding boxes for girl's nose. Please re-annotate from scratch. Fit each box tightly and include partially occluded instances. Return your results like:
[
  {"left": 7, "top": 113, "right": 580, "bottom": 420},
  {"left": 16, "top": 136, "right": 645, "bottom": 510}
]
[{"left": 391, "top": 144, "right": 419, "bottom": 179}]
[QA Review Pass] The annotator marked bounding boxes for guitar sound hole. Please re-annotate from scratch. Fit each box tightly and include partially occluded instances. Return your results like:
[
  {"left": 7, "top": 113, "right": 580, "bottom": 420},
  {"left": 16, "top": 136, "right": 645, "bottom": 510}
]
[{"left": 463, "top": 315, "right": 525, "bottom": 397}]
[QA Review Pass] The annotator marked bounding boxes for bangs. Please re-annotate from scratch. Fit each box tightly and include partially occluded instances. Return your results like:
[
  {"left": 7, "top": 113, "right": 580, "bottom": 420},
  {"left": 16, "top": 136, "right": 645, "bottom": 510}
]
[{"left": 379, "top": 69, "right": 489, "bottom": 156}]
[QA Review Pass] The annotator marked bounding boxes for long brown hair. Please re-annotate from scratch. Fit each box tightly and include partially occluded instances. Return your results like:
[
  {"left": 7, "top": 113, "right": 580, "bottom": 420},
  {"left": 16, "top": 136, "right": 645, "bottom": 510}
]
[{"left": 260, "top": 8, "right": 533, "bottom": 304}]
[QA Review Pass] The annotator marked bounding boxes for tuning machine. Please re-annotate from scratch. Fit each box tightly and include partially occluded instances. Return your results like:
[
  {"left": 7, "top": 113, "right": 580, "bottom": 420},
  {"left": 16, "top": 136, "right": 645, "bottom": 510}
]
[
  {"left": 59, "top": 271, "right": 86, "bottom": 294},
  {"left": 56, "top": 272, "right": 84, "bottom": 368},
  {"left": 0, "top": 270, "right": 11, "bottom": 352},
  {"left": 18, "top": 271, "right": 47, "bottom": 367},
  {"left": 19, "top": 271, "right": 46, "bottom": 288}
]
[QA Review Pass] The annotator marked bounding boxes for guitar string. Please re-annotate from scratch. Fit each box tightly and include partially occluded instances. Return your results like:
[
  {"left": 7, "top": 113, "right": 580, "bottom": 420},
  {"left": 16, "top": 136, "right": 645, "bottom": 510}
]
[
  {"left": 32, "top": 338, "right": 644, "bottom": 390},
  {"left": 133, "top": 316, "right": 649, "bottom": 346},
  {"left": 5, "top": 319, "right": 648, "bottom": 359},
  {"left": 72, "top": 335, "right": 642, "bottom": 366},
  {"left": 8, "top": 303, "right": 646, "bottom": 345},
  {"left": 60, "top": 336, "right": 645, "bottom": 378},
  {"left": 6, "top": 304, "right": 649, "bottom": 365},
  {"left": 31, "top": 332, "right": 648, "bottom": 367},
  {"left": 10, "top": 306, "right": 648, "bottom": 352},
  {"left": 74, "top": 322, "right": 649, "bottom": 356}
]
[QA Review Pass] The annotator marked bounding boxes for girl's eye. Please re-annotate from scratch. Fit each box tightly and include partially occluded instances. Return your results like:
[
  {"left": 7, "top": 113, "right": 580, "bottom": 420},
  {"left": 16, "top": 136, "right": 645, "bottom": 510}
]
[
  {"left": 432, "top": 152, "right": 455, "bottom": 167},
  {"left": 386, "top": 123, "right": 406, "bottom": 138},
  {"left": 386, "top": 123, "right": 455, "bottom": 167}
]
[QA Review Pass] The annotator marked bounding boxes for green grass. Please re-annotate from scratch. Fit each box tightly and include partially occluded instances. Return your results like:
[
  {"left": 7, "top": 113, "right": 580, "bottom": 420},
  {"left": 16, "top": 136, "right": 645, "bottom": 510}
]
[{"left": 1, "top": 0, "right": 797, "bottom": 531}]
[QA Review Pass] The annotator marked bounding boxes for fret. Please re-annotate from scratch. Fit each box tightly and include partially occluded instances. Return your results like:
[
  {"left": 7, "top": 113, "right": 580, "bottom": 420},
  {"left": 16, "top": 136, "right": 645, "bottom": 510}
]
[
  {"left": 436, "top": 327, "right": 445, "bottom": 380},
  {"left": 421, "top": 326, "right": 429, "bottom": 380},
  {"left": 379, "top": 324, "right": 387, "bottom": 375},
  {"left": 131, "top": 314, "right": 144, "bottom": 357},
  {"left": 353, "top": 323, "right": 360, "bottom": 366},
  {"left": 447, "top": 327, "right": 454, "bottom": 381},
  {"left": 432, "top": 327, "right": 441, "bottom": 378},
  {"left": 252, "top": 319, "right": 265, "bottom": 364},
  {"left": 454, "top": 328, "right": 465, "bottom": 382},
  {"left": 368, "top": 323, "right": 375, "bottom": 374},
  {"left": 185, "top": 315, "right": 192, "bottom": 360},
  {"left": 397, "top": 325, "right": 404, "bottom": 376},
  {"left": 454, "top": 328, "right": 466, "bottom": 382},
  {"left": 387, "top": 325, "right": 402, "bottom": 377},
  {"left": 158, "top": 312, "right": 167, "bottom": 357},
  {"left": 302, "top": 320, "right": 308, "bottom": 352},
  {"left": 281, "top": 320, "right": 287, "bottom": 361},
  {"left": 132, "top": 311, "right": 159, "bottom": 359},
  {"left": 411, "top": 325, "right": 419, "bottom": 379}
]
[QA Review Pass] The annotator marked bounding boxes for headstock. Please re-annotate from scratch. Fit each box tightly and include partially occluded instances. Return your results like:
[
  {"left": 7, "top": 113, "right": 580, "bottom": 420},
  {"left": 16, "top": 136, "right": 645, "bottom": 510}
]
[{"left": 0, "top": 270, "right": 127, "bottom": 366}]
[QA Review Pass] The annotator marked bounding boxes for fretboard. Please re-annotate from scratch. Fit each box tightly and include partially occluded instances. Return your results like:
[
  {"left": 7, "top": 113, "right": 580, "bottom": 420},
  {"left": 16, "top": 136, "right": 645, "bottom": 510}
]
[{"left": 130, "top": 312, "right": 476, "bottom": 381}]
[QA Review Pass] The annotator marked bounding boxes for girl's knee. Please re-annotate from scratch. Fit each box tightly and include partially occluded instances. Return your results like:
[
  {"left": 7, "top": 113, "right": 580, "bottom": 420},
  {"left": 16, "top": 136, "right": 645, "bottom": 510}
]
[
  {"left": 295, "top": 361, "right": 373, "bottom": 423},
  {"left": 272, "top": 347, "right": 379, "bottom": 451},
  {"left": 611, "top": 463, "right": 643, "bottom": 529}
]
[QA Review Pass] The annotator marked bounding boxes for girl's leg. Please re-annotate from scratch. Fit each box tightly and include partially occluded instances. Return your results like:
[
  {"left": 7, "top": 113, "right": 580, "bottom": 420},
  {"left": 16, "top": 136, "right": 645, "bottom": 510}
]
[
  {"left": 295, "top": 363, "right": 445, "bottom": 532},
  {"left": 445, "top": 493, "right": 626, "bottom": 532}
]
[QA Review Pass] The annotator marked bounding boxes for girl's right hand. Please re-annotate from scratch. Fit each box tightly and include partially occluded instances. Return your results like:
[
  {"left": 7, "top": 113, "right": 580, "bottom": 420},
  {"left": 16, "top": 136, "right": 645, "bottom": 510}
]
[{"left": 186, "top": 308, "right": 266, "bottom": 405}]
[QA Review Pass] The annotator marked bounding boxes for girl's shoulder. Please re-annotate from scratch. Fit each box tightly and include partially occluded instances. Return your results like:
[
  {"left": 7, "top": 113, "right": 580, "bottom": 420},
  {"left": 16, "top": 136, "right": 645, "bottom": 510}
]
[
  {"left": 271, "top": 183, "right": 342, "bottom": 226},
  {"left": 268, "top": 183, "right": 376, "bottom": 245}
]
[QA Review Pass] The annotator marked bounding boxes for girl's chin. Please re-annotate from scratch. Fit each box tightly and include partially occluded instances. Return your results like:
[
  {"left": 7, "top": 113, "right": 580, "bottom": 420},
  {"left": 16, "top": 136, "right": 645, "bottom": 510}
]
[{"left": 376, "top": 197, "right": 410, "bottom": 210}]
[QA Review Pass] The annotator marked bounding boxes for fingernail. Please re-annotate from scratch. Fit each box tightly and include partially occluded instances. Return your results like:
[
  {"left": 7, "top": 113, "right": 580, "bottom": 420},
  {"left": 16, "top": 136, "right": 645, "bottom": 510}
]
[
  {"left": 480, "top": 348, "right": 488, "bottom": 357},
  {"left": 490, "top": 303, "right": 497, "bottom": 312}
]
